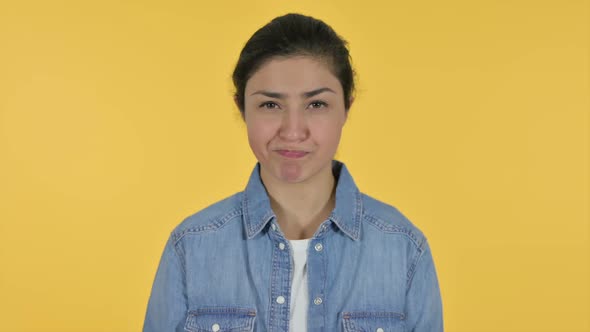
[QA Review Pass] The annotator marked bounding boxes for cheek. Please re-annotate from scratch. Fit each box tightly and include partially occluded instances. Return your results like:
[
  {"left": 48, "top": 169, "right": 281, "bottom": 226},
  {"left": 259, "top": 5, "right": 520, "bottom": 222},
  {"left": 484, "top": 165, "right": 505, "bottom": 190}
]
[
  {"left": 246, "top": 117, "right": 275, "bottom": 150},
  {"left": 310, "top": 120, "right": 344, "bottom": 150}
]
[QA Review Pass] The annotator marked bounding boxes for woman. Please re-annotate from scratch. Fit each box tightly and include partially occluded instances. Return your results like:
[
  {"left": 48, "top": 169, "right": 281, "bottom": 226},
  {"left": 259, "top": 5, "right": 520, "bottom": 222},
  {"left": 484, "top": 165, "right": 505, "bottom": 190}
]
[{"left": 143, "top": 13, "right": 443, "bottom": 332}]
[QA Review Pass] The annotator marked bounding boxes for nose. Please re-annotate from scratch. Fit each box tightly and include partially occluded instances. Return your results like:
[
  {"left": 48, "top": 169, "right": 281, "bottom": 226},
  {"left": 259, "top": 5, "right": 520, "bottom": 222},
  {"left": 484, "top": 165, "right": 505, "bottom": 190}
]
[{"left": 279, "top": 109, "right": 309, "bottom": 142}]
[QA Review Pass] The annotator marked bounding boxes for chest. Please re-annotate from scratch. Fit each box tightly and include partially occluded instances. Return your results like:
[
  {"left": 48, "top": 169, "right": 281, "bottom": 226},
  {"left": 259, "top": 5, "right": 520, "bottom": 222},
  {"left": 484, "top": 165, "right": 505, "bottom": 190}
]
[{"left": 180, "top": 230, "right": 411, "bottom": 332}]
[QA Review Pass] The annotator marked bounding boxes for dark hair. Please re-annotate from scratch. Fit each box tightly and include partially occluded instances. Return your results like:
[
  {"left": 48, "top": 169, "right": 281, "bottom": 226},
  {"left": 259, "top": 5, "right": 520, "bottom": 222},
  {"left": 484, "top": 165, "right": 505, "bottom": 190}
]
[{"left": 232, "top": 13, "right": 356, "bottom": 114}]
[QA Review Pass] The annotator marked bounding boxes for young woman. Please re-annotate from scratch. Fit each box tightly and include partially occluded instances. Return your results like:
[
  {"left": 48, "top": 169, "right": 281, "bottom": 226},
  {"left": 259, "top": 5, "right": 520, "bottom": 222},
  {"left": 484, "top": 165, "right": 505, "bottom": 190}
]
[{"left": 143, "top": 13, "right": 443, "bottom": 332}]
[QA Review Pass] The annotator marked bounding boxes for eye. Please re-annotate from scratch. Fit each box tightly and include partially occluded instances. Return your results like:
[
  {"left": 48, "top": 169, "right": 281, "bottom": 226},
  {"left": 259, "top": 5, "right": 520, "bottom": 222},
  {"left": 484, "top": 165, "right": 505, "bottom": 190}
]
[
  {"left": 308, "top": 100, "right": 328, "bottom": 110},
  {"left": 259, "top": 101, "right": 280, "bottom": 110}
]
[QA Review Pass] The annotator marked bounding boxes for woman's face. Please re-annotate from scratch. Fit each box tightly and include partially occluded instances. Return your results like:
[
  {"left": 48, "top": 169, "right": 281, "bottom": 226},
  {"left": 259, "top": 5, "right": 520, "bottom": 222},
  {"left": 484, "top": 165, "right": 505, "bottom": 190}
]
[{"left": 242, "top": 56, "right": 348, "bottom": 185}]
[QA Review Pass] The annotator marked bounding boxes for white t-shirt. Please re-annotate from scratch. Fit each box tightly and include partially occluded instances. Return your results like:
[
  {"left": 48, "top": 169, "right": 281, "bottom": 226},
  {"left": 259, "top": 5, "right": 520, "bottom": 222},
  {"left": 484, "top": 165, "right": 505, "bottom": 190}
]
[{"left": 289, "top": 239, "right": 310, "bottom": 332}]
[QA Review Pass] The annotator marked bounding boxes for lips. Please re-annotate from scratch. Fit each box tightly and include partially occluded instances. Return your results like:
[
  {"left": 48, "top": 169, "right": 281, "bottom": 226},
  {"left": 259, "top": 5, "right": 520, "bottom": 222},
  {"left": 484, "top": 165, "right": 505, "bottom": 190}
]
[{"left": 276, "top": 149, "right": 309, "bottom": 159}]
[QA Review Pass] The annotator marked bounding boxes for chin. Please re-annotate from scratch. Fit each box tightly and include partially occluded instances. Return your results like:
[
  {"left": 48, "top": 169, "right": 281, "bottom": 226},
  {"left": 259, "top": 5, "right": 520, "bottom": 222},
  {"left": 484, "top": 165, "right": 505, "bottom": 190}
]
[{"left": 273, "top": 163, "right": 309, "bottom": 184}]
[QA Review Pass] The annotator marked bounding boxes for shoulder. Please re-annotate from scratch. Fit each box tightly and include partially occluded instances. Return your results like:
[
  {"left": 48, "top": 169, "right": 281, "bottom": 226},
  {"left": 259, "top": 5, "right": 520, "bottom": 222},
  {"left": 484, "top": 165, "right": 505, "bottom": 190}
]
[
  {"left": 360, "top": 192, "right": 427, "bottom": 250},
  {"left": 169, "top": 192, "right": 244, "bottom": 243}
]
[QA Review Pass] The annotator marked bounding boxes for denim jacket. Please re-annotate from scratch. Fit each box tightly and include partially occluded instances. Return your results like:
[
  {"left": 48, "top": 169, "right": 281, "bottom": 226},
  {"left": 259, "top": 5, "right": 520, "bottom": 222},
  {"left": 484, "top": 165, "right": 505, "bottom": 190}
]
[{"left": 143, "top": 160, "right": 443, "bottom": 332}]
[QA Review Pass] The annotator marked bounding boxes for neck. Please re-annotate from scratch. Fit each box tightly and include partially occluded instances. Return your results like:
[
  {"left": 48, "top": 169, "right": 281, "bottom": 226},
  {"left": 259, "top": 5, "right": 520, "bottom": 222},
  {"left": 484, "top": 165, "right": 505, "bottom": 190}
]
[{"left": 261, "top": 163, "right": 336, "bottom": 240}]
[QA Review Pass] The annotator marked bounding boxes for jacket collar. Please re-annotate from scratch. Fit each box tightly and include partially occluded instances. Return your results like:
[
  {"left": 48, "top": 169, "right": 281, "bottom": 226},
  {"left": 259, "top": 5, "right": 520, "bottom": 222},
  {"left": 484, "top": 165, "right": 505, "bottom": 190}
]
[{"left": 242, "top": 160, "right": 362, "bottom": 241}]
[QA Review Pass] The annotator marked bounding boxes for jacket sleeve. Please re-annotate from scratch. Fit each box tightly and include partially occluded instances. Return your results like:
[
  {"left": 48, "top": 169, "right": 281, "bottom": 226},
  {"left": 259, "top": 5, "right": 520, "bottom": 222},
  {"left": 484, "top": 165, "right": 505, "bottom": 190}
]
[
  {"left": 405, "top": 240, "right": 444, "bottom": 331},
  {"left": 143, "top": 234, "right": 188, "bottom": 332}
]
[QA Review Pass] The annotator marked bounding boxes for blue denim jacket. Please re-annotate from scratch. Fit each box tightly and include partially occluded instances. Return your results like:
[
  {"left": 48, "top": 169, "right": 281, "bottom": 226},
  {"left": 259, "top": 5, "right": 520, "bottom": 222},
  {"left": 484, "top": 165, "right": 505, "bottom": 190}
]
[{"left": 143, "top": 160, "right": 443, "bottom": 332}]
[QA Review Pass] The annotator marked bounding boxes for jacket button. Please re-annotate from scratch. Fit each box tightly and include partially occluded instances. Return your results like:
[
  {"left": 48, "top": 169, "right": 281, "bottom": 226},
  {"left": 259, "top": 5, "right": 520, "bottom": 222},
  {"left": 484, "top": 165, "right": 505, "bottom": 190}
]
[
  {"left": 313, "top": 297, "right": 323, "bottom": 305},
  {"left": 211, "top": 323, "right": 220, "bottom": 332},
  {"left": 276, "top": 296, "right": 286, "bottom": 304},
  {"left": 314, "top": 243, "right": 323, "bottom": 252},
  {"left": 376, "top": 328, "right": 384, "bottom": 332},
  {"left": 279, "top": 243, "right": 285, "bottom": 250}
]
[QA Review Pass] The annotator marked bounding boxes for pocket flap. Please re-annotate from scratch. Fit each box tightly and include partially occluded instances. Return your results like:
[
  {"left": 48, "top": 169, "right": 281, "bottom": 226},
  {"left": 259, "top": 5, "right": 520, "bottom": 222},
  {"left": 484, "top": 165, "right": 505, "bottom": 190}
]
[
  {"left": 184, "top": 307, "right": 256, "bottom": 332},
  {"left": 342, "top": 311, "right": 406, "bottom": 332}
]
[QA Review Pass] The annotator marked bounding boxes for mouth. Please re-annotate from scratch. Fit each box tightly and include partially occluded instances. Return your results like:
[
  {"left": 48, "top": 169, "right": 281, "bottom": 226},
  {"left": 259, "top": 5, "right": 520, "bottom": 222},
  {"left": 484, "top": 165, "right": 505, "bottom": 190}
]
[{"left": 275, "top": 149, "right": 309, "bottom": 159}]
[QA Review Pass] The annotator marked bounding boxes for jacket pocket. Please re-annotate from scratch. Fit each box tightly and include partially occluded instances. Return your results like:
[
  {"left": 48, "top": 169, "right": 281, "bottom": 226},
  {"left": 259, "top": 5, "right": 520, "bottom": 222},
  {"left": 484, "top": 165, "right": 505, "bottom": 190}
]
[
  {"left": 184, "top": 307, "right": 256, "bottom": 332},
  {"left": 342, "top": 311, "right": 406, "bottom": 332}
]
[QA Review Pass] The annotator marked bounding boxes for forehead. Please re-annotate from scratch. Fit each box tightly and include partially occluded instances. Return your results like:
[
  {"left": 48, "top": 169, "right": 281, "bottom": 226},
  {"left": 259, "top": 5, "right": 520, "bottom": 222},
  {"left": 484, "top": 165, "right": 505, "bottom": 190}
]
[{"left": 245, "top": 56, "right": 342, "bottom": 95}]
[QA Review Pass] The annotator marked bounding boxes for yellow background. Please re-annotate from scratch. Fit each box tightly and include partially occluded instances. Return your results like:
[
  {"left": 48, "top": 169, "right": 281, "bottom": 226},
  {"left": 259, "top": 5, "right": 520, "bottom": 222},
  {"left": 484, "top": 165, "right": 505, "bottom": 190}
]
[{"left": 0, "top": 0, "right": 588, "bottom": 331}]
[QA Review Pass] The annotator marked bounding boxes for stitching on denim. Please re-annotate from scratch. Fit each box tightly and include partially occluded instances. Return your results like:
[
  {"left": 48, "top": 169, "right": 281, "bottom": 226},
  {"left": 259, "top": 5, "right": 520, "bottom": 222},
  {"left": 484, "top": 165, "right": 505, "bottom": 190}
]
[
  {"left": 185, "top": 309, "right": 256, "bottom": 331},
  {"left": 281, "top": 240, "right": 293, "bottom": 331},
  {"left": 345, "top": 317, "right": 358, "bottom": 332},
  {"left": 242, "top": 194, "right": 251, "bottom": 235},
  {"left": 243, "top": 192, "right": 274, "bottom": 238},
  {"left": 406, "top": 244, "right": 427, "bottom": 291},
  {"left": 172, "top": 238, "right": 187, "bottom": 275},
  {"left": 186, "top": 315, "right": 253, "bottom": 330},
  {"left": 353, "top": 190, "right": 363, "bottom": 239},
  {"left": 320, "top": 230, "right": 329, "bottom": 327},
  {"left": 172, "top": 208, "right": 242, "bottom": 244},
  {"left": 251, "top": 211, "right": 274, "bottom": 238},
  {"left": 364, "top": 214, "right": 424, "bottom": 249},
  {"left": 188, "top": 307, "right": 256, "bottom": 315},
  {"left": 363, "top": 213, "right": 428, "bottom": 289},
  {"left": 342, "top": 311, "right": 406, "bottom": 319},
  {"left": 268, "top": 230, "right": 279, "bottom": 330},
  {"left": 342, "top": 311, "right": 406, "bottom": 332},
  {"left": 214, "top": 209, "right": 242, "bottom": 230},
  {"left": 330, "top": 214, "right": 358, "bottom": 241}
]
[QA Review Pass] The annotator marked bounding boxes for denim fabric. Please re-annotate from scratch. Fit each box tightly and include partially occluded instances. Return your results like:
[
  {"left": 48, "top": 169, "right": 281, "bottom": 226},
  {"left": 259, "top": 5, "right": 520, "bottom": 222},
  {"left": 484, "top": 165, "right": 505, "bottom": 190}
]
[{"left": 143, "top": 160, "right": 443, "bottom": 332}]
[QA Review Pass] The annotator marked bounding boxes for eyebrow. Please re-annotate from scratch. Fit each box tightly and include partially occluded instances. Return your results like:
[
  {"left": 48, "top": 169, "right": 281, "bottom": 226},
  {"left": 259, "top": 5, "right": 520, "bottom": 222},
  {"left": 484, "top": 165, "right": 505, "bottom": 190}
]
[{"left": 249, "top": 87, "right": 336, "bottom": 99}]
